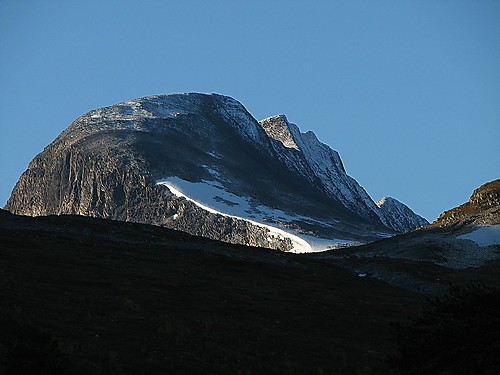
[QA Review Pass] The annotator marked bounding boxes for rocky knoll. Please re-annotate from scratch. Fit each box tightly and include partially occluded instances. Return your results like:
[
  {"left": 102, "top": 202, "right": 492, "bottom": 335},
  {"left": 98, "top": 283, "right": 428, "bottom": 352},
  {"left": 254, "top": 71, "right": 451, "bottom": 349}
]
[{"left": 432, "top": 179, "right": 500, "bottom": 227}]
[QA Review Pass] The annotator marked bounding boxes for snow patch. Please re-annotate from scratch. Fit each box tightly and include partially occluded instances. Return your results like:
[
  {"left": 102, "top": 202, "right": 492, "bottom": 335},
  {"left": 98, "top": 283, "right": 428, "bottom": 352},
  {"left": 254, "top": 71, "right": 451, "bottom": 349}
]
[
  {"left": 156, "top": 177, "right": 356, "bottom": 253},
  {"left": 157, "top": 177, "right": 335, "bottom": 227},
  {"left": 157, "top": 179, "right": 311, "bottom": 253},
  {"left": 204, "top": 166, "right": 221, "bottom": 178},
  {"left": 207, "top": 151, "right": 222, "bottom": 159},
  {"left": 456, "top": 225, "right": 500, "bottom": 247},
  {"left": 84, "top": 93, "right": 213, "bottom": 127}
]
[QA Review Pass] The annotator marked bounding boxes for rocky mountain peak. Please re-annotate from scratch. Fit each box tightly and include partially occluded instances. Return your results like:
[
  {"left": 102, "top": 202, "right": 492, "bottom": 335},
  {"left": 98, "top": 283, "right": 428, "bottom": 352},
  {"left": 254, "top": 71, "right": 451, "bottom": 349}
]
[
  {"left": 376, "top": 197, "right": 405, "bottom": 207},
  {"left": 376, "top": 196, "right": 429, "bottom": 232},
  {"left": 72, "top": 92, "right": 268, "bottom": 146},
  {"left": 259, "top": 114, "right": 300, "bottom": 150}
]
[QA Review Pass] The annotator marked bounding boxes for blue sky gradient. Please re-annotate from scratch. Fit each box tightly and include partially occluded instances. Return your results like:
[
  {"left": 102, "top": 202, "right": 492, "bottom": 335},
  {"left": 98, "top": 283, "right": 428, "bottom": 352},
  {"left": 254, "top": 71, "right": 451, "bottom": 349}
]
[{"left": 1, "top": 0, "right": 499, "bottom": 221}]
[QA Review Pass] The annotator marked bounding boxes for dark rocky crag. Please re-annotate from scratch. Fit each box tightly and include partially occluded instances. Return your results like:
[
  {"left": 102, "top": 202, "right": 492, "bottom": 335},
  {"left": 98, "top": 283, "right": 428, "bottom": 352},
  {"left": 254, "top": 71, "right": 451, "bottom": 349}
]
[{"left": 6, "top": 93, "right": 427, "bottom": 250}]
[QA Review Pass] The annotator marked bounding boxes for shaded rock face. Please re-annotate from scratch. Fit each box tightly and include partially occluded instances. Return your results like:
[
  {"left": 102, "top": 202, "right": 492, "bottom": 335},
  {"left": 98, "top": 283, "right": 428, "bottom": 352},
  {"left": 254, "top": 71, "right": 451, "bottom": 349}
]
[
  {"left": 6, "top": 93, "right": 425, "bottom": 250},
  {"left": 432, "top": 180, "right": 500, "bottom": 227},
  {"left": 6, "top": 131, "right": 295, "bottom": 251},
  {"left": 376, "top": 197, "right": 429, "bottom": 232},
  {"left": 259, "top": 114, "right": 428, "bottom": 232}
]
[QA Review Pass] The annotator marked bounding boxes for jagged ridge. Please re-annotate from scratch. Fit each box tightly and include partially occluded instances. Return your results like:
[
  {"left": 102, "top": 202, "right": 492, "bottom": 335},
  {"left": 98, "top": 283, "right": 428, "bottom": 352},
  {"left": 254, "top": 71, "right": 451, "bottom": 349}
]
[
  {"left": 259, "top": 114, "right": 428, "bottom": 231},
  {"left": 376, "top": 197, "right": 429, "bottom": 232}
]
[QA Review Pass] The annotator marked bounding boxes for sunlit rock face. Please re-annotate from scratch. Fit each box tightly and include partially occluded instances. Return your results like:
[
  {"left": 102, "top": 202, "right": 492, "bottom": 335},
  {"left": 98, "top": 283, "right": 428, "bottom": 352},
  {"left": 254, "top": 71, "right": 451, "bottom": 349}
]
[{"left": 432, "top": 180, "right": 500, "bottom": 227}]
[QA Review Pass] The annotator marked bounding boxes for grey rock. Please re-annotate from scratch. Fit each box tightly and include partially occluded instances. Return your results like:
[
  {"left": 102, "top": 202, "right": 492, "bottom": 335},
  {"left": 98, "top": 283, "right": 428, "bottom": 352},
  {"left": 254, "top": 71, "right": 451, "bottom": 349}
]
[{"left": 376, "top": 197, "right": 429, "bottom": 232}]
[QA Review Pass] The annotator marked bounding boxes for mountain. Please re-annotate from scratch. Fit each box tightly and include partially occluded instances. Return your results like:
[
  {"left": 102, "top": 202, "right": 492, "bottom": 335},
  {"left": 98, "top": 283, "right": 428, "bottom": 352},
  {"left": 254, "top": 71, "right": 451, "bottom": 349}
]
[
  {"left": 376, "top": 197, "right": 429, "bottom": 232},
  {"left": 259, "top": 115, "right": 428, "bottom": 230},
  {"left": 5, "top": 93, "right": 427, "bottom": 251}
]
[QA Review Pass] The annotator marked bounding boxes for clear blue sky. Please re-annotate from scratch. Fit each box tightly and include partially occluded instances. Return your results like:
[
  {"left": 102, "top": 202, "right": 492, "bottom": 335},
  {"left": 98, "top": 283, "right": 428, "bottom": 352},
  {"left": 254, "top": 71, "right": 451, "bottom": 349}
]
[{"left": 1, "top": 0, "right": 499, "bottom": 221}]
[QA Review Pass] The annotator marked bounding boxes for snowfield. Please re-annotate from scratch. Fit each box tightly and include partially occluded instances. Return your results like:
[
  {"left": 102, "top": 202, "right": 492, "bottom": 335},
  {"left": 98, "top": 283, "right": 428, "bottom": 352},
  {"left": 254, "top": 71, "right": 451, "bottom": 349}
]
[
  {"left": 156, "top": 177, "right": 356, "bottom": 253},
  {"left": 456, "top": 225, "right": 500, "bottom": 247}
]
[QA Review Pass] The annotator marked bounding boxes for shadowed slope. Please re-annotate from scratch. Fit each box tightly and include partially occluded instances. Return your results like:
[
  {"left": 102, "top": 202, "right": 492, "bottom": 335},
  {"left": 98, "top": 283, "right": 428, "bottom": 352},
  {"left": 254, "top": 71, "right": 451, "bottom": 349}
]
[{"left": 0, "top": 209, "right": 423, "bottom": 374}]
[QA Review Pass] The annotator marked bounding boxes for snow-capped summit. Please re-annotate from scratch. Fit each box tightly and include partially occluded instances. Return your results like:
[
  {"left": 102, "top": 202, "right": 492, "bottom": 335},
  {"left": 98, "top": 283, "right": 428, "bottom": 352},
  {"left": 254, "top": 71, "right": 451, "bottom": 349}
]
[
  {"left": 6, "top": 92, "right": 427, "bottom": 252},
  {"left": 376, "top": 197, "right": 429, "bottom": 232},
  {"left": 70, "top": 93, "right": 269, "bottom": 146},
  {"left": 257, "top": 114, "right": 419, "bottom": 230}
]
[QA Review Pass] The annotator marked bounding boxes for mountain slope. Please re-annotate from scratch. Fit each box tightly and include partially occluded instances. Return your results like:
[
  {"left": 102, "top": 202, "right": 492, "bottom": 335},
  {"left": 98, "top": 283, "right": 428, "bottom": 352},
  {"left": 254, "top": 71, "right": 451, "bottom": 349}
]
[
  {"left": 5, "top": 93, "right": 426, "bottom": 250},
  {"left": 314, "top": 180, "right": 500, "bottom": 292},
  {"left": 376, "top": 197, "right": 429, "bottom": 232},
  {"left": 259, "top": 114, "right": 429, "bottom": 231}
]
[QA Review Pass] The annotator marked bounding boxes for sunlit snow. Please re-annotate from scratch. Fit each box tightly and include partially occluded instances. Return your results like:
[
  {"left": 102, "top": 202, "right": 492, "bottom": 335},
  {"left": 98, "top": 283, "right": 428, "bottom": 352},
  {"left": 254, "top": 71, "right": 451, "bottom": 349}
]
[{"left": 156, "top": 176, "right": 355, "bottom": 253}]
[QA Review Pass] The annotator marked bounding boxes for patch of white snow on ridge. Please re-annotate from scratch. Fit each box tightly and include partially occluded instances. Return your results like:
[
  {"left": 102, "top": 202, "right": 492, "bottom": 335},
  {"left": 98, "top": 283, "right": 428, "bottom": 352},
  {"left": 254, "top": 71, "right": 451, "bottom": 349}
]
[
  {"left": 86, "top": 93, "right": 208, "bottom": 124},
  {"left": 157, "top": 179, "right": 310, "bottom": 253},
  {"left": 157, "top": 176, "right": 335, "bottom": 227},
  {"left": 456, "top": 226, "right": 500, "bottom": 247},
  {"left": 156, "top": 177, "right": 355, "bottom": 253}
]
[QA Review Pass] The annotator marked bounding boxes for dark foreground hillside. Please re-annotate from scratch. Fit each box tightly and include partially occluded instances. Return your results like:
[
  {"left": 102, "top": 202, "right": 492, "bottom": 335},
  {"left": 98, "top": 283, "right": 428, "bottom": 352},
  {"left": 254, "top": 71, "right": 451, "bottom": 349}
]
[{"left": 0, "top": 209, "right": 497, "bottom": 374}]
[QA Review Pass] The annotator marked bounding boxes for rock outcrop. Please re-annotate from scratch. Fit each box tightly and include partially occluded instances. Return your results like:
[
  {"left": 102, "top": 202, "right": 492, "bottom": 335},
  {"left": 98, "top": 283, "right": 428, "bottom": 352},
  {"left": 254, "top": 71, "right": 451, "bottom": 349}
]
[{"left": 432, "top": 179, "right": 500, "bottom": 227}]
